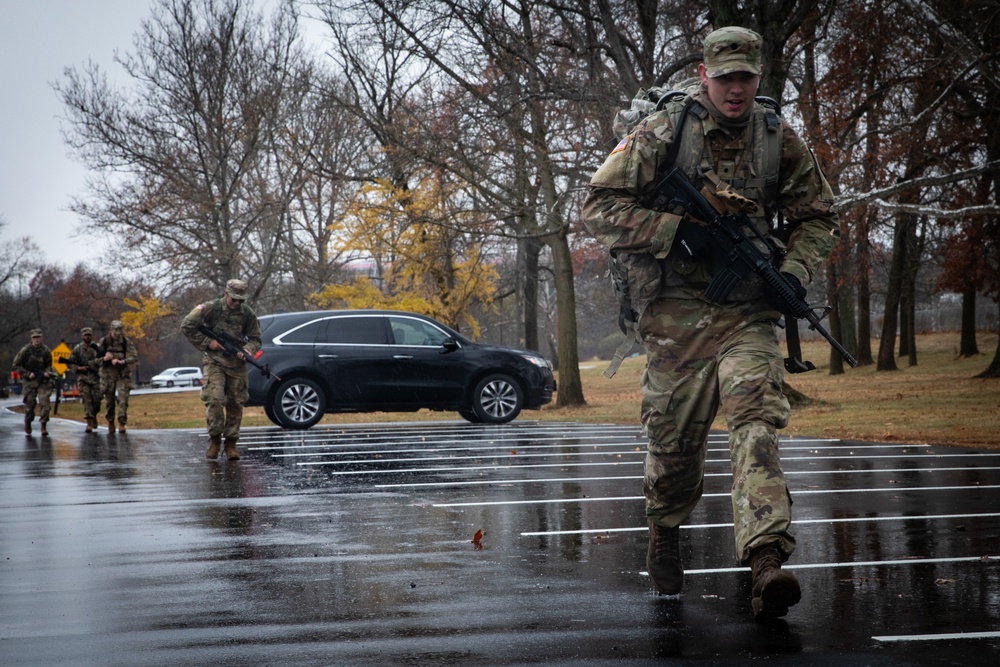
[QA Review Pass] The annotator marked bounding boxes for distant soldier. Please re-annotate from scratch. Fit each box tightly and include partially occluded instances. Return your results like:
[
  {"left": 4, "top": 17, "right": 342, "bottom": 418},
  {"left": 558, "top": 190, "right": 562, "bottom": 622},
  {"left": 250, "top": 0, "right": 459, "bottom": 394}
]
[
  {"left": 63, "top": 327, "right": 104, "bottom": 433},
  {"left": 181, "top": 279, "right": 261, "bottom": 461},
  {"left": 99, "top": 320, "right": 138, "bottom": 433},
  {"left": 12, "top": 329, "right": 55, "bottom": 436}
]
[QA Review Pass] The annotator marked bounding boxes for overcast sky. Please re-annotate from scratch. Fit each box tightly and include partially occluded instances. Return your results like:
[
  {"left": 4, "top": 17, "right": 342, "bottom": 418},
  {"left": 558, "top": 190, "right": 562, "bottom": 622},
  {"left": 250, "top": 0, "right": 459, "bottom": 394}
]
[
  {"left": 0, "top": 0, "right": 324, "bottom": 271},
  {"left": 0, "top": 0, "right": 156, "bottom": 268}
]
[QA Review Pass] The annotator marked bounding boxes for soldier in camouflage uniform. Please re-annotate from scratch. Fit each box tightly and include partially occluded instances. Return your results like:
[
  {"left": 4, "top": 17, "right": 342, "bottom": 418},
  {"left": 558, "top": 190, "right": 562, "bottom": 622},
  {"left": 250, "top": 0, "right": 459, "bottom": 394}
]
[
  {"left": 99, "top": 320, "right": 138, "bottom": 433},
  {"left": 181, "top": 279, "right": 261, "bottom": 461},
  {"left": 63, "top": 327, "right": 104, "bottom": 432},
  {"left": 582, "top": 27, "right": 840, "bottom": 618},
  {"left": 12, "top": 329, "right": 55, "bottom": 436}
]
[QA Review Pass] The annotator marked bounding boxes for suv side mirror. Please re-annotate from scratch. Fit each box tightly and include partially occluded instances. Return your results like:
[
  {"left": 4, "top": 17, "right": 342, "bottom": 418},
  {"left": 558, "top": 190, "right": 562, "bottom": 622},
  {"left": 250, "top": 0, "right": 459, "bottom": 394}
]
[{"left": 441, "top": 337, "right": 459, "bottom": 353}]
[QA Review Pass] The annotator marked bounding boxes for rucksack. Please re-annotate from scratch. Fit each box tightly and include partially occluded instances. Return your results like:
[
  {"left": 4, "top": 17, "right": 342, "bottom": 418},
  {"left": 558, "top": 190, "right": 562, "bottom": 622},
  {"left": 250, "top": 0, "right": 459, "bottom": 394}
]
[{"left": 602, "top": 83, "right": 783, "bottom": 378}]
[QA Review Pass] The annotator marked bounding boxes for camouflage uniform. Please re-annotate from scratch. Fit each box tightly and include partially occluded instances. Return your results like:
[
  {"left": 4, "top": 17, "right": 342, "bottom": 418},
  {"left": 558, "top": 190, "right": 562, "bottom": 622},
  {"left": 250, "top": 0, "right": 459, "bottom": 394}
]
[
  {"left": 64, "top": 327, "right": 103, "bottom": 432},
  {"left": 99, "top": 321, "right": 138, "bottom": 432},
  {"left": 582, "top": 30, "right": 840, "bottom": 570},
  {"left": 181, "top": 279, "right": 261, "bottom": 458},
  {"left": 12, "top": 330, "right": 54, "bottom": 435}
]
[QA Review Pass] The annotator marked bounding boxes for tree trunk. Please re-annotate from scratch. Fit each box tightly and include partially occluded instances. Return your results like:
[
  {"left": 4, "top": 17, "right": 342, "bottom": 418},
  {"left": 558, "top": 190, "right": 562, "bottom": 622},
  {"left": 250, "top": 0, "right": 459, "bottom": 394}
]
[
  {"left": 519, "top": 236, "right": 542, "bottom": 352},
  {"left": 975, "top": 304, "right": 1000, "bottom": 378},
  {"left": 548, "top": 233, "right": 584, "bottom": 406},
  {"left": 827, "top": 261, "right": 845, "bottom": 375},
  {"left": 877, "top": 214, "right": 911, "bottom": 371},
  {"left": 959, "top": 288, "right": 980, "bottom": 357}
]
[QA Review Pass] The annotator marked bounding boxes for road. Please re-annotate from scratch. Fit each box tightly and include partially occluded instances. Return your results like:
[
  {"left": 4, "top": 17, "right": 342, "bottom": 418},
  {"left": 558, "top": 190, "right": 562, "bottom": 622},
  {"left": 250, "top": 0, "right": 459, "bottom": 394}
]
[{"left": 2, "top": 404, "right": 999, "bottom": 665}]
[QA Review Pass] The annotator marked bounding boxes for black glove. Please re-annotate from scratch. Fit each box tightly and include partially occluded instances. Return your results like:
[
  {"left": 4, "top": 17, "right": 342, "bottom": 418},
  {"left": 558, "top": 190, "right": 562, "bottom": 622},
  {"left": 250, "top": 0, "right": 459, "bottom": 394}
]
[
  {"left": 671, "top": 217, "right": 713, "bottom": 260},
  {"left": 764, "top": 272, "right": 807, "bottom": 315}
]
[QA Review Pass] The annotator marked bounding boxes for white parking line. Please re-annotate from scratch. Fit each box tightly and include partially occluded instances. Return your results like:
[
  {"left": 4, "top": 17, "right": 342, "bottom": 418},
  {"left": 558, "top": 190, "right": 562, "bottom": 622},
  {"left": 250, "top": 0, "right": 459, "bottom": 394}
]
[
  {"left": 873, "top": 630, "right": 1000, "bottom": 642},
  {"left": 304, "top": 452, "right": 997, "bottom": 473},
  {"left": 432, "top": 485, "right": 1000, "bottom": 507},
  {"left": 674, "top": 554, "right": 1000, "bottom": 575},
  {"left": 373, "top": 466, "right": 1000, "bottom": 489},
  {"left": 519, "top": 512, "right": 1000, "bottom": 536}
]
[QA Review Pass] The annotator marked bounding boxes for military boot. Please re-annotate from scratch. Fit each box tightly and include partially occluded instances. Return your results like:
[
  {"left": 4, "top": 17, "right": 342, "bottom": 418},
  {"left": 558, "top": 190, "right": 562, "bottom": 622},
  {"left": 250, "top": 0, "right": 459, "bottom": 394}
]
[
  {"left": 749, "top": 545, "right": 801, "bottom": 619},
  {"left": 24, "top": 418, "right": 31, "bottom": 435},
  {"left": 85, "top": 417, "right": 95, "bottom": 433},
  {"left": 40, "top": 421, "right": 48, "bottom": 436},
  {"left": 118, "top": 424, "right": 127, "bottom": 433},
  {"left": 224, "top": 438, "right": 240, "bottom": 461},
  {"left": 646, "top": 519, "right": 683, "bottom": 595},
  {"left": 206, "top": 436, "right": 222, "bottom": 460},
  {"left": 107, "top": 419, "right": 115, "bottom": 431}
]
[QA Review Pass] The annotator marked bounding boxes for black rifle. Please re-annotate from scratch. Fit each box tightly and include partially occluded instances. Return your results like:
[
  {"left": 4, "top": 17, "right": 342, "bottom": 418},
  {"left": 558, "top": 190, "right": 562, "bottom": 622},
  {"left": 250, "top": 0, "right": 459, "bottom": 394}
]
[
  {"left": 660, "top": 168, "right": 858, "bottom": 370},
  {"left": 197, "top": 324, "right": 279, "bottom": 380}
]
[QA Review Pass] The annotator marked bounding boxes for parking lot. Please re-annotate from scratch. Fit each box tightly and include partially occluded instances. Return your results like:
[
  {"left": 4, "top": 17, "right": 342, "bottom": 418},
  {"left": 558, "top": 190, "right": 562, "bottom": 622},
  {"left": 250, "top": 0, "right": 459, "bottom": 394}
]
[{"left": 2, "top": 409, "right": 999, "bottom": 665}]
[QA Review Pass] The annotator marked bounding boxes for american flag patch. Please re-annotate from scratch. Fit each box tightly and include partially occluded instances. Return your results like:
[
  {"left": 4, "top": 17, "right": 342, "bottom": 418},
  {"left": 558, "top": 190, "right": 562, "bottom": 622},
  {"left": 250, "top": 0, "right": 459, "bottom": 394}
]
[{"left": 611, "top": 135, "right": 629, "bottom": 153}]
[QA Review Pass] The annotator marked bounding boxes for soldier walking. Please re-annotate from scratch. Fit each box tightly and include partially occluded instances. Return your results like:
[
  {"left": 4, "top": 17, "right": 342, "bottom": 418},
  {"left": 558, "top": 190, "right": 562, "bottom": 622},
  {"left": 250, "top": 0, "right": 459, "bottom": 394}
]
[
  {"left": 12, "top": 329, "right": 55, "bottom": 436},
  {"left": 181, "top": 279, "right": 261, "bottom": 461},
  {"left": 63, "top": 327, "right": 104, "bottom": 433},
  {"left": 583, "top": 27, "right": 841, "bottom": 618},
  {"left": 99, "top": 320, "right": 138, "bottom": 433}
]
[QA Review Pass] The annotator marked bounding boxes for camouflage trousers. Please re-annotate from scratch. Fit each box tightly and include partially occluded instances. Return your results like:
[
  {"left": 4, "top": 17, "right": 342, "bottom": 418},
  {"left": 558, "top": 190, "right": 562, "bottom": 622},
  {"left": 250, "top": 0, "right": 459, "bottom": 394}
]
[
  {"left": 639, "top": 297, "right": 795, "bottom": 564},
  {"left": 78, "top": 379, "right": 102, "bottom": 421},
  {"left": 201, "top": 362, "right": 249, "bottom": 441},
  {"left": 101, "top": 368, "right": 133, "bottom": 426},
  {"left": 22, "top": 379, "right": 52, "bottom": 425}
]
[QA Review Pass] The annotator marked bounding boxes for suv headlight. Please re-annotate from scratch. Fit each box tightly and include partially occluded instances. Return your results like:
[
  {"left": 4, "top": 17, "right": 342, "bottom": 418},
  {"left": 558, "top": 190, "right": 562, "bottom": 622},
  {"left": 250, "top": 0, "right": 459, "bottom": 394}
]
[{"left": 521, "top": 353, "right": 552, "bottom": 369}]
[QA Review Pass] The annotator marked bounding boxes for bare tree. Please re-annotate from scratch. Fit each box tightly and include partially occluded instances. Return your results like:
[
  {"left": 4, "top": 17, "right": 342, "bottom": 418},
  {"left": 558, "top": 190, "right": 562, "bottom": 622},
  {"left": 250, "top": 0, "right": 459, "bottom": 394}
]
[{"left": 56, "top": 0, "right": 305, "bottom": 295}]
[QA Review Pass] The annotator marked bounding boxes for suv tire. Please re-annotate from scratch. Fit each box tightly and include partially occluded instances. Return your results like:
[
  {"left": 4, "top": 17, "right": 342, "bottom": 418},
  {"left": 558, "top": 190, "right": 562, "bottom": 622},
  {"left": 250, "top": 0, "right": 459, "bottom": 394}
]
[
  {"left": 471, "top": 374, "right": 522, "bottom": 423},
  {"left": 273, "top": 378, "right": 326, "bottom": 429}
]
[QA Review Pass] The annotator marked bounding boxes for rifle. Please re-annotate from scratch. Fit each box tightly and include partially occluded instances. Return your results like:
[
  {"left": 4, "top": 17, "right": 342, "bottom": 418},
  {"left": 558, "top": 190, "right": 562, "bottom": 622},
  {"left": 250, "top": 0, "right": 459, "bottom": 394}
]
[
  {"left": 197, "top": 324, "right": 279, "bottom": 381},
  {"left": 660, "top": 167, "right": 858, "bottom": 370}
]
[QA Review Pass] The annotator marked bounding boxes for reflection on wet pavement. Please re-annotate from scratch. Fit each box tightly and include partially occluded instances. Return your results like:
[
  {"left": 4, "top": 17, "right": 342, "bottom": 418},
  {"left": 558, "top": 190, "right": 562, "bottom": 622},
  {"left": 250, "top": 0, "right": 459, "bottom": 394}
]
[{"left": 2, "top": 414, "right": 999, "bottom": 665}]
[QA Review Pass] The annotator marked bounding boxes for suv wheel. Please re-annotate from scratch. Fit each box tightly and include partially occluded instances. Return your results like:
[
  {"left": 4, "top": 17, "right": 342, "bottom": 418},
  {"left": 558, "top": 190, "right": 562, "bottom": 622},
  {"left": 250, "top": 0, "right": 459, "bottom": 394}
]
[
  {"left": 471, "top": 374, "right": 522, "bottom": 423},
  {"left": 273, "top": 378, "right": 326, "bottom": 429}
]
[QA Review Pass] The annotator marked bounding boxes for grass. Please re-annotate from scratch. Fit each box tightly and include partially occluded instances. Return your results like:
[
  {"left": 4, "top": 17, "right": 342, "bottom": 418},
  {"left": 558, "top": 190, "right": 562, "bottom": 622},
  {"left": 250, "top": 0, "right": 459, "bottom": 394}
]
[{"left": 32, "top": 332, "right": 1000, "bottom": 449}]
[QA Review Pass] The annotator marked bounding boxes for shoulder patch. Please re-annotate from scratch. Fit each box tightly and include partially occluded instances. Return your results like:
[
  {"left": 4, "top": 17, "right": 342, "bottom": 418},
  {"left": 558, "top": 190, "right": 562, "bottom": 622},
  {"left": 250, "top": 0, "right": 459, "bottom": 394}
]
[{"left": 611, "top": 135, "right": 629, "bottom": 154}]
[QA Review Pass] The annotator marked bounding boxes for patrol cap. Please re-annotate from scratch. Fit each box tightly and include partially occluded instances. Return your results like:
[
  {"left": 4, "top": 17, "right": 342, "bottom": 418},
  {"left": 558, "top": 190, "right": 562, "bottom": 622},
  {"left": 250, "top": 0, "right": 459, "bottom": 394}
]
[
  {"left": 703, "top": 27, "right": 762, "bottom": 78},
  {"left": 81, "top": 327, "right": 93, "bottom": 335},
  {"left": 30, "top": 329, "right": 43, "bottom": 338},
  {"left": 111, "top": 320, "right": 124, "bottom": 330},
  {"left": 225, "top": 279, "right": 248, "bottom": 300}
]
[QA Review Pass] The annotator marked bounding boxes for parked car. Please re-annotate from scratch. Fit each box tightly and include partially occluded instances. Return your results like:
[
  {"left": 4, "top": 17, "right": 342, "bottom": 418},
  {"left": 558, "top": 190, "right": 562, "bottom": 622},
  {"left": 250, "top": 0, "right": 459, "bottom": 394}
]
[
  {"left": 150, "top": 366, "right": 203, "bottom": 388},
  {"left": 246, "top": 310, "right": 556, "bottom": 429}
]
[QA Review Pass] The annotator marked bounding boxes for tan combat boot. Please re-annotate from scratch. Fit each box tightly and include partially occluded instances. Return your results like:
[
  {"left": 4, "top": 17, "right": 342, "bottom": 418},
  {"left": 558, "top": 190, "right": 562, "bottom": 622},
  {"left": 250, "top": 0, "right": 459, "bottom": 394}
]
[
  {"left": 749, "top": 545, "right": 801, "bottom": 619},
  {"left": 24, "top": 418, "right": 31, "bottom": 436},
  {"left": 224, "top": 438, "right": 240, "bottom": 461},
  {"left": 40, "top": 422, "right": 48, "bottom": 436},
  {"left": 206, "top": 436, "right": 222, "bottom": 460},
  {"left": 85, "top": 417, "right": 95, "bottom": 433},
  {"left": 646, "top": 519, "right": 683, "bottom": 595},
  {"left": 107, "top": 419, "right": 115, "bottom": 431}
]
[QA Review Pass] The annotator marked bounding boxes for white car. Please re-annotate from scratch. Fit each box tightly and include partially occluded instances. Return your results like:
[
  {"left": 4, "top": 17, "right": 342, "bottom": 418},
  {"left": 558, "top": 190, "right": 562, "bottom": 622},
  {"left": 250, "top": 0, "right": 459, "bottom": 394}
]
[{"left": 150, "top": 366, "right": 203, "bottom": 388}]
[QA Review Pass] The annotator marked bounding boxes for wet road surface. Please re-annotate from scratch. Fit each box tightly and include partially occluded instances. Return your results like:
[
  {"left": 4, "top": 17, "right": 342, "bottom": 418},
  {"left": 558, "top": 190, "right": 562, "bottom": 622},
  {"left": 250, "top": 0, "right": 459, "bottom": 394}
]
[{"left": 2, "top": 405, "right": 999, "bottom": 666}]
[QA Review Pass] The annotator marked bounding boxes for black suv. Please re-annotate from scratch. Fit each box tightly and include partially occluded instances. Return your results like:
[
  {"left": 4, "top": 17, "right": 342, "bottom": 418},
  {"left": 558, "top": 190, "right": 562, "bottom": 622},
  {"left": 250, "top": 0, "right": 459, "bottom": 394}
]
[{"left": 246, "top": 310, "right": 556, "bottom": 429}]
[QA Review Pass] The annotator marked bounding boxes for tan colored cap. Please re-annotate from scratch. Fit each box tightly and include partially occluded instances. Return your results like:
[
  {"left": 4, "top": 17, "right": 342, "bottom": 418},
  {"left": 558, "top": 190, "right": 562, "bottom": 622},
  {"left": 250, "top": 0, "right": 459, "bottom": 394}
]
[
  {"left": 703, "top": 27, "right": 762, "bottom": 78},
  {"left": 225, "top": 279, "right": 248, "bottom": 300}
]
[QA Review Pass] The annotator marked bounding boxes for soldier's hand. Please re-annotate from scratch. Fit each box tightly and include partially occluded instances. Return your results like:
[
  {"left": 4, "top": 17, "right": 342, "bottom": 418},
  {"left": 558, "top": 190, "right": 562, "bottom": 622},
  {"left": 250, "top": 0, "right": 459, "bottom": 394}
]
[
  {"left": 27, "top": 372, "right": 35, "bottom": 380},
  {"left": 208, "top": 339, "right": 222, "bottom": 351}
]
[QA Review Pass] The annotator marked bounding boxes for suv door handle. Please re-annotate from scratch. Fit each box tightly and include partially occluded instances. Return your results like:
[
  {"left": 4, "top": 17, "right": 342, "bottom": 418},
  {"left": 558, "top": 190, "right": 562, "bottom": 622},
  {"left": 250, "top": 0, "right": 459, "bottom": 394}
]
[
  {"left": 318, "top": 354, "right": 339, "bottom": 359},
  {"left": 393, "top": 355, "right": 413, "bottom": 360}
]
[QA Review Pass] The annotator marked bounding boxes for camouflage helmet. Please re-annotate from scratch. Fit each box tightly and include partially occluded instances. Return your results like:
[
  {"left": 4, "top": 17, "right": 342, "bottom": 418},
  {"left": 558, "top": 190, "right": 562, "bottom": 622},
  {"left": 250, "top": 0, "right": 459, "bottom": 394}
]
[
  {"left": 30, "top": 328, "right": 43, "bottom": 338},
  {"left": 111, "top": 320, "right": 124, "bottom": 330},
  {"left": 703, "top": 27, "right": 762, "bottom": 78}
]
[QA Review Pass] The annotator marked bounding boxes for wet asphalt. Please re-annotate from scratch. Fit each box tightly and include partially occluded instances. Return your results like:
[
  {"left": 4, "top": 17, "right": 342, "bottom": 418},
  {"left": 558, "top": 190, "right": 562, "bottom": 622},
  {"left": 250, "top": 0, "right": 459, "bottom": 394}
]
[{"left": 2, "top": 398, "right": 999, "bottom": 666}]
